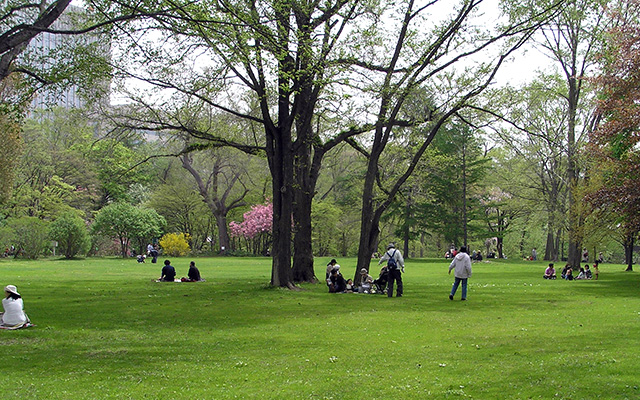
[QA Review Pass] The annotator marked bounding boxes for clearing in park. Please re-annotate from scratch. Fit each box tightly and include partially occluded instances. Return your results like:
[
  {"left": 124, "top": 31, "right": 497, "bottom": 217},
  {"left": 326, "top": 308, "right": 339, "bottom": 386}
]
[{"left": 1, "top": 257, "right": 639, "bottom": 399}]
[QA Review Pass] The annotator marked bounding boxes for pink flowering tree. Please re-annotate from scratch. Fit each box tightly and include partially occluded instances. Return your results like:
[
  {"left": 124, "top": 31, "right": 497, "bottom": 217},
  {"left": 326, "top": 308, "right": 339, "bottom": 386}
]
[{"left": 229, "top": 203, "right": 273, "bottom": 255}]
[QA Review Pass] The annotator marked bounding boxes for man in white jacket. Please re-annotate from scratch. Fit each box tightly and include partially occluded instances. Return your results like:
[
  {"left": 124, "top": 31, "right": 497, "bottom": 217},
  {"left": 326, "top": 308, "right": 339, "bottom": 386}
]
[{"left": 448, "top": 246, "right": 472, "bottom": 301}]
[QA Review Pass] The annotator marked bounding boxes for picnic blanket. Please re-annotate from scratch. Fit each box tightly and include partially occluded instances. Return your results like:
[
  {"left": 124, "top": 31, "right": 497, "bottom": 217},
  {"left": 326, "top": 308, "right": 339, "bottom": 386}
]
[
  {"left": 0, "top": 312, "right": 33, "bottom": 330},
  {"left": 0, "top": 322, "right": 34, "bottom": 330}
]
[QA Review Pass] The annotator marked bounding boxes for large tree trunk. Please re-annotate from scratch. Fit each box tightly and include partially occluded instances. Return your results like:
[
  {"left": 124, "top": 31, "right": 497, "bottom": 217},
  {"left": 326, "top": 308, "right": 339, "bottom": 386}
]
[
  {"left": 403, "top": 191, "right": 411, "bottom": 258},
  {"left": 623, "top": 233, "right": 634, "bottom": 271},
  {"left": 292, "top": 188, "right": 316, "bottom": 282},
  {"left": 215, "top": 214, "right": 230, "bottom": 251},
  {"left": 268, "top": 125, "right": 295, "bottom": 288},
  {"left": 355, "top": 146, "right": 383, "bottom": 279},
  {"left": 544, "top": 227, "right": 555, "bottom": 261}
]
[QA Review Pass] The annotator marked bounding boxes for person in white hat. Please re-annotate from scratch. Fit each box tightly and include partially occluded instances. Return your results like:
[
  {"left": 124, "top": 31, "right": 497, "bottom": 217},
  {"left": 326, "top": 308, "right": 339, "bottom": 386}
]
[{"left": 1, "top": 285, "right": 30, "bottom": 328}]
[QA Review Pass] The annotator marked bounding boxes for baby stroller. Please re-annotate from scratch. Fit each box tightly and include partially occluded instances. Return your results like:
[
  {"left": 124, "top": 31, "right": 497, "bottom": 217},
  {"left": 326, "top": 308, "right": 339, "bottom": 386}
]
[{"left": 373, "top": 266, "right": 389, "bottom": 294}]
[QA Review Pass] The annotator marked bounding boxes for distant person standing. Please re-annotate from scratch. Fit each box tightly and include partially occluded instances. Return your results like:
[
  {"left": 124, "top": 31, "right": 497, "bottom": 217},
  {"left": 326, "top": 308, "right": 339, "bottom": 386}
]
[
  {"left": 531, "top": 248, "right": 537, "bottom": 261},
  {"left": 150, "top": 246, "right": 159, "bottom": 263},
  {"left": 379, "top": 244, "right": 405, "bottom": 297},
  {"left": 449, "top": 246, "right": 472, "bottom": 301}
]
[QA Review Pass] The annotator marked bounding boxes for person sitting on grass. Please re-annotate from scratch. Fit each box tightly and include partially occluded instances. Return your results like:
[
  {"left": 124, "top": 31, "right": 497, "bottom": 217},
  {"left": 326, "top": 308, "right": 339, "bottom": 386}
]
[
  {"left": 160, "top": 260, "right": 176, "bottom": 282},
  {"left": 584, "top": 264, "right": 592, "bottom": 280},
  {"left": 561, "top": 264, "right": 570, "bottom": 280},
  {"left": 345, "top": 279, "right": 355, "bottom": 293},
  {"left": 358, "top": 268, "right": 373, "bottom": 293},
  {"left": 137, "top": 254, "right": 146, "bottom": 263},
  {"left": 181, "top": 261, "right": 202, "bottom": 282},
  {"left": 565, "top": 268, "right": 574, "bottom": 281},
  {"left": 1, "top": 285, "right": 31, "bottom": 329},
  {"left": 543, "top": 263, "right": 556, "bottom": 279},
  {"left": 325, "top": 259, "right": 339, "bottom": 282},
  {"left": 575, "top": 267, "right": 587, "bottom": 280},
  {"left": 328, "top": 268, "right": 346, "bottom": 293}
]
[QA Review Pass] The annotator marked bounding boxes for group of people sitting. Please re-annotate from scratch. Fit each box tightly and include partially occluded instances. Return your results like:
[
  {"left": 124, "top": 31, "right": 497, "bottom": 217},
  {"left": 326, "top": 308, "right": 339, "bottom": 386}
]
[
  {"left": 445, "top": 249, "right": 483, "bottom": 261},
  {"left": 157, "top": 260, "right": 204, "bottom": 282},
  {"left": 325, "top": 259, "right": 388, "bottom": 294},
  {"left": 544, "top": 262, "right": 599, "bottom": 281}
]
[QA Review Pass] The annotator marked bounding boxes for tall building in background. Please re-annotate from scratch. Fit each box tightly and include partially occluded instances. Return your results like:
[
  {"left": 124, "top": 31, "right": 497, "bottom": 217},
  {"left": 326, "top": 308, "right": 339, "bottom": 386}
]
[{"left": 27, "top": 5, "right": 110, "bottom": 114}]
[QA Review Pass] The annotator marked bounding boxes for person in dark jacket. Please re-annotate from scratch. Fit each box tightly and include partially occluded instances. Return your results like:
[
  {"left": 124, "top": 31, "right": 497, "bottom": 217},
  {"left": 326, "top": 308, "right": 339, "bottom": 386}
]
[
  {"left": 328, "top": 268, "right": 346, "bottom": 293},
  {"left": 184, "top": 261, "right": 202, "bottom": 282},
  {"left": 160, "top": 260, "right": 176, "bottom": 282}
]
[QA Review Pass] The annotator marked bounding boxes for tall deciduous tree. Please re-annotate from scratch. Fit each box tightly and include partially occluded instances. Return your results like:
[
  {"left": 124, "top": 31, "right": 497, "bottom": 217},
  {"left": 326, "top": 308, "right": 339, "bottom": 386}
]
[
  {"left": 87, "top": 0, "right": 560, "bottom": 287},
  {"left": 588, "top": 0, "right": 640, "bottom": 271},
  {"left": 534, "top": 0, "right": 609, "bottom": 268},
  {"left": 350, "top": 0, "right": 561, "bottom": 274},
  {"left": 483, "top": 75, "right": 573, "bottom": 261},
  {"left": 180, "top": 149, "right": 250, "bottom": 254}
]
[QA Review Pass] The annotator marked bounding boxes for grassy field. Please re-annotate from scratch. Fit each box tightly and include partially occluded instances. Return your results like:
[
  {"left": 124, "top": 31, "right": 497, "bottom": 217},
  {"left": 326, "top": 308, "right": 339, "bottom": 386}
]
[{"left": 0, "top": 256, "right": 639, "bottom": 399}]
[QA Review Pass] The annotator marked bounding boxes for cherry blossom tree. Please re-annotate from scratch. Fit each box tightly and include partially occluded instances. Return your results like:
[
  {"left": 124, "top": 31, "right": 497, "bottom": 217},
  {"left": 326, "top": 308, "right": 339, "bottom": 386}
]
[{"left": 229, "top": 203, "right": 273, "bottom": 255}]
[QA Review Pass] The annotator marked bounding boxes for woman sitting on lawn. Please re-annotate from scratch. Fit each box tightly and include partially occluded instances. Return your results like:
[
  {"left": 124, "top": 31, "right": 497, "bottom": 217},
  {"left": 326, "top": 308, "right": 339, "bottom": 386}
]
[
  {"left": 1, "top": 285, "right": 30, "bottom": 329},
  {"left": 575, "top": 267, "right": 587, "bottom": 280}
]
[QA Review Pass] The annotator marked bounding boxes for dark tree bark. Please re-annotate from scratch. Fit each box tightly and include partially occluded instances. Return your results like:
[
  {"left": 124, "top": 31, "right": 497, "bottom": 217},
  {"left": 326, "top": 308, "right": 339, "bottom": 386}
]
[
  {"left": 0, "top": 0, "right": 71, "bottom": 81},
  {"left": 623, "top": 233, "right": 634, "bottom": 271}
]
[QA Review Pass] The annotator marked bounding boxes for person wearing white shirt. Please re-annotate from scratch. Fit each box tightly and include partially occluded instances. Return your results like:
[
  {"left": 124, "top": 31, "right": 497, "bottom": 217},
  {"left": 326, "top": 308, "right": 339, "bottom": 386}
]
[
  {"left": 1, "top": 285, "right": 30, "bottom": 328},
  {"left": 379, "top": 244, "right": 405, "bottom": 297}
]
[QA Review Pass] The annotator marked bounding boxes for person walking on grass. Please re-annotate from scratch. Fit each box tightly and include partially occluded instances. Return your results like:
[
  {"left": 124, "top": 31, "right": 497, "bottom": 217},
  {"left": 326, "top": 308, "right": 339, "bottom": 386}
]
[
  {"left": 379, "top": 244, "right": 405, "bottom": 297},
  {"left": 449, "top": 246, "right": 472, "bottom": 301}
]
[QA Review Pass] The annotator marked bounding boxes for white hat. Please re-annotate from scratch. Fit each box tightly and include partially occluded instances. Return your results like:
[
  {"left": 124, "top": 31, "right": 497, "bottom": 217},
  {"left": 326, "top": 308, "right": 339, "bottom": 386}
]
[
  {"left": 4, "top": 285, "right": 19, "bottom": 296},
  {"left": 387, "top": 243, "right": 395, "bottom": 249},
  {"left": 360, "top": 268, "right": 368, "bottom": 274}
]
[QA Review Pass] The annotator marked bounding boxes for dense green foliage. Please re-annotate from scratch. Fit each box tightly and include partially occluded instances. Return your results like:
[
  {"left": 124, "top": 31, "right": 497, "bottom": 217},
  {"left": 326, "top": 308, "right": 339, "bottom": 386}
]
[
  {"left": 48, "top": 212, "right": 90, "bottom": 258},
  {"left": 6, "top": 216, "right": 50, "bottom": 259},
  {"left": 1, "top": 257, "right": 638, "bottom": 399},
  {"left": 91, "top": 202, "right": 165, "bottom": 257}
]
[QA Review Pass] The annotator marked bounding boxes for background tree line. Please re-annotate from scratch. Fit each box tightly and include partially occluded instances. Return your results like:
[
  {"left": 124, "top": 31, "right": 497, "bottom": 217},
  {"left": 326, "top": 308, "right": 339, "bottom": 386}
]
[{"left": 1, "top": 0, "right": 639, "bottom": 280}]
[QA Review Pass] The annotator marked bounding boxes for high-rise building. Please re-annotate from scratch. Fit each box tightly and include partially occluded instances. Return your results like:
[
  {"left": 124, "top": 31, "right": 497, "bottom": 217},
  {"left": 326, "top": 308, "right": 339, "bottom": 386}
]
[{"left": 26, "top": 5, "right": 110, "bottom": 114}]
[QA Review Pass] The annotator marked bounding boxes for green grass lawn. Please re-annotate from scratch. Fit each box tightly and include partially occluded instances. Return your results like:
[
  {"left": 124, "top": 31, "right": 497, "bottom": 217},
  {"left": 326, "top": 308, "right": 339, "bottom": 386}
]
[{"left": 1, "top": 256, "right": 639, "bottom": 399}]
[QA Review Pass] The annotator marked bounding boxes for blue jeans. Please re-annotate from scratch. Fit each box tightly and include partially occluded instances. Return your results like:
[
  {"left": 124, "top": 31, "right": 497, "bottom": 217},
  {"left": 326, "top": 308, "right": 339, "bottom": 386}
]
[{"left": 450, "top": 277, "right": 468, "bottom": 299}]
